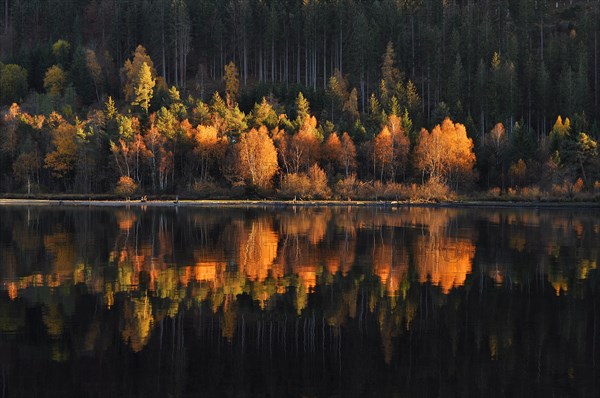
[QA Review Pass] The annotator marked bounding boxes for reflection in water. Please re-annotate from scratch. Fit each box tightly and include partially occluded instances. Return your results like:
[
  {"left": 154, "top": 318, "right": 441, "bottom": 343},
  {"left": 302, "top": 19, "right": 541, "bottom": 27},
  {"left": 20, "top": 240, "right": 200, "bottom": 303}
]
[{"left": 0, "top": 206, "right": 599, "bottom": 396}]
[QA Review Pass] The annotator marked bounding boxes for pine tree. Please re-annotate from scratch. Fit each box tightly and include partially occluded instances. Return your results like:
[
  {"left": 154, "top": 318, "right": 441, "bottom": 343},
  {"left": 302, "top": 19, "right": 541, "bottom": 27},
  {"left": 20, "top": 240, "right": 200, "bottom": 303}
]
[
  {"left": 295, "top": 92, "right": 310, "bottom": 122},
  {"left": 224, "top": 61, "right": 240, "bottom": 107},
  {"left": 381, "top": 42, "right": 401, "bottom": 95}
]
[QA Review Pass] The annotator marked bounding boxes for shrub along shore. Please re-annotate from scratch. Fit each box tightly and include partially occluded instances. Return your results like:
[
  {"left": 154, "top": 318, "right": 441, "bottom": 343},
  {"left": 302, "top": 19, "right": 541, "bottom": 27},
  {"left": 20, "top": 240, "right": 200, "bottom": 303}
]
[{"left": 1, "top": 196, "right": 599, "bottom": 209}]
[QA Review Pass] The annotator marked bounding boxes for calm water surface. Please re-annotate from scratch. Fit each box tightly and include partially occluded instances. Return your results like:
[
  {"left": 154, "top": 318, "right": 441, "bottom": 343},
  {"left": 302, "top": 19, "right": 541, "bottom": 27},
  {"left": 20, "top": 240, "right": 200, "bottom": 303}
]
[{"left": 0, "top": 205, "right": 599, "bottom": 397}]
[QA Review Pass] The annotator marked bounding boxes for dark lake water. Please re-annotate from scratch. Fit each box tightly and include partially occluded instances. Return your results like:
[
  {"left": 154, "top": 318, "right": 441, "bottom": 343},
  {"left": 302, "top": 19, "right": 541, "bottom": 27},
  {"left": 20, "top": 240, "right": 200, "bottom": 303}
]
[{"left": 0, "top": 205, "right": 599, "bottom": 397}]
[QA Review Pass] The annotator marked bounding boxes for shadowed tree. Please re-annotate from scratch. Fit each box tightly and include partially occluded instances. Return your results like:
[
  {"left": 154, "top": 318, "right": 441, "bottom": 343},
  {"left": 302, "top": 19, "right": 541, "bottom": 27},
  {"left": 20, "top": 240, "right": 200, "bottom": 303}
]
[
  {"left": 0, "top": 64, "right": 28, "bottom": 104},
  {"left": 484, "top": 123, "right": 509, "bottom": 190},
  {"left": 45, "top": 120, "right": 78, "bottom": 189},
  {"left": 43, "top": 65, "right": 67, "bottom": 97},
  {"left": 13, "top": 151, "right": 40, "bottom": 194}
]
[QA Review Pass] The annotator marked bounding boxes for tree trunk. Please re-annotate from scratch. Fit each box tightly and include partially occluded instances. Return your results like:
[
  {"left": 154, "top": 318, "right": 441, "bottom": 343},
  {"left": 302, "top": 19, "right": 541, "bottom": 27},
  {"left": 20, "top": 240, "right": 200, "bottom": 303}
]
[
  {"left": 297, "top": 43, "right": 301, "bottom": 84},
  {"left": 305, "top": 38, "right": 308, "bottom": 86},
  {"left": 271, "top": 37, "right": 275, "bottom": 82},
  {"left": 595, "top": 32, "right": 598, "bottom": 107},
  {"left": 285, "top": 37, "right": 289, "bottom": 86},
  {"left": 579, "top": 158, "right": 587, "bottom": 186},
  {"left": 174, "top": 26, "right": 179, "bottom": 87},
  {"left": 411, "top": 14, "right": 415, "bottom": 77},
  {"left": 540, "top": 14, "right": 544, "bottom": 62},
  {"left": 161, "top": 2, "right": 166, "bottom": 82},
  {"left": 4, "top": 0, "right": 8, "bottom": 34},
  {"left": 339, "top": 19, "right": 342, "bottom": 74},
  {"left": 243, "top": 31, "right": 247, "bottom": 86},
  {"left": 360, "top": 71, "right": 365, "bottom": 113},
  {"left": 323, "top": 30, "right": 326, "bottom": 88}
]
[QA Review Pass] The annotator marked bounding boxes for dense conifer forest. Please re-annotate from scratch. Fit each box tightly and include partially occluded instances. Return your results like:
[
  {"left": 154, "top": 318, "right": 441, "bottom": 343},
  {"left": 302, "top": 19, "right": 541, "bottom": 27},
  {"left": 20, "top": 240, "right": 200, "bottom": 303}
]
[{"left": 0, "top": 0, "right": 599, "bottom": 199}]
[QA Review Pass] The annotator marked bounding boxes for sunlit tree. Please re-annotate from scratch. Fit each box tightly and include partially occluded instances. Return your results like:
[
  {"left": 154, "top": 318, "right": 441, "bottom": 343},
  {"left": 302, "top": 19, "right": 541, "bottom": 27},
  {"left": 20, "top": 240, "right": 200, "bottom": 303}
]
[
  {"left": 416, "top": 117, "right": 476, "bottom": 189},
  {"left": 237, "top": 126, "right": 278, "bottom": 189},
  {"left": 193, "top": 125, "right": 227, "bottom": 183},
  {"left": 132, "top": 62, "right": 155, "bottom": 114},
  {"left": 288, "top": 115, "right": 321, "bottom": 173},
  {"left": 122, "top": 45, "right": 156, "bottom": 103}
]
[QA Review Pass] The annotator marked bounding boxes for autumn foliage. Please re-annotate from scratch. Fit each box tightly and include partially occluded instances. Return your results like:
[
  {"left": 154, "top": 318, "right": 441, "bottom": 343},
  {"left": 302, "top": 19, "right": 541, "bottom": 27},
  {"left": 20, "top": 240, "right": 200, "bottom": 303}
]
[
  {"left": 2, "top": 41, "right": 599, "bottom": 199},
  {"left": 237, "top": 126, "right": 278, "bottom": 189},
  {"left": 415, "top": 118, "right": 476, "bottom": 189}
]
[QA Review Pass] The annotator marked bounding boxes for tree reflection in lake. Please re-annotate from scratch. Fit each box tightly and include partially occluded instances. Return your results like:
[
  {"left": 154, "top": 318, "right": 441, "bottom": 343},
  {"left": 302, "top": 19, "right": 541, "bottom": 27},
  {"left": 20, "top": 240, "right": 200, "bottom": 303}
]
[{"left": 0, "top": 206, "right": 598, "bottom": 396}]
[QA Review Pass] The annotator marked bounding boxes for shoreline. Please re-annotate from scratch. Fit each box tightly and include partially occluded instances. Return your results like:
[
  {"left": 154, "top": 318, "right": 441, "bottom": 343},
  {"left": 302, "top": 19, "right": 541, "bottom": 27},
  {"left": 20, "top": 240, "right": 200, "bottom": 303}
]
[{"left": 1, "top": 198, "right": 599, "bottom": 209}]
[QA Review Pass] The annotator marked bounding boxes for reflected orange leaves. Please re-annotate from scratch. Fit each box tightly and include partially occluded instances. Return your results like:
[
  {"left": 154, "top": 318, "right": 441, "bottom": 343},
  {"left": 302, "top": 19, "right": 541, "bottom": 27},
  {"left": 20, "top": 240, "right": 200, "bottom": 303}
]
[
  {"left": 373, "top": 242, "right": 408, "bottom": 297},
  {"left": 414, "top": 238, "right": 475, "bottom": 294},
  {"left": 2, "top": 207, "right": 599, "bottom": 355},
  {"left": 237, "top": 219, "right": 279, "bottom": 282},
  {"left": 115, "top": 210, "right": 137, "bottom": 231},
  {"left": 7, "top": 282, "right": 18, "bottom": 300}
]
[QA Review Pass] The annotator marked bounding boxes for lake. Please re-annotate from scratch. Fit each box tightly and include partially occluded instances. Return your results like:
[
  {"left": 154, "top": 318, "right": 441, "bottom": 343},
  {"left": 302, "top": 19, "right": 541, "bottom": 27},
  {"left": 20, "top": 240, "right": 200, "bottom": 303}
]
[{"left": 0, "top": 205, "right": 598, "bottom": 397}]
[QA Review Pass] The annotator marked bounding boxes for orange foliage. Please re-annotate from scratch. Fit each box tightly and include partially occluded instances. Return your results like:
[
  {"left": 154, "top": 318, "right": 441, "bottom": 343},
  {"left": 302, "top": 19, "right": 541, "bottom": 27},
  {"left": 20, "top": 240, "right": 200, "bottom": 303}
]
[
  {"left": 322, "top": 132, "right": 342, "bottom": 174},
  {"left": 115, "top": 210, "right": 137, "bottom": 231},
  {"left": 115, "top": 176, "right": 138, "bottom": 199},
  {"left": 7, "top": 282, "right": 18, "bottom": 300},
  {"left": 44, "top": 123, "right": 78, "bottom": 179},
  {"left": 374, "top": 126, "right": 393, "bottom": 181},
  {"left": 288, "top": 116, "right": 320, "bottom": 173},
  {"left": 193, "top": 125, "right": 228, "bottom": 182},
  {"left": 415, "top": 117, "right": 475, "bottom": 188},
  {"left": 340, "top": 132, "right": 357, "bottom": 177},
  {"left": 373, "top": 242, "right": 409, "bottom": 296},
  {"left": 373, "top": 114, "right": 409, "bottom": 182}
]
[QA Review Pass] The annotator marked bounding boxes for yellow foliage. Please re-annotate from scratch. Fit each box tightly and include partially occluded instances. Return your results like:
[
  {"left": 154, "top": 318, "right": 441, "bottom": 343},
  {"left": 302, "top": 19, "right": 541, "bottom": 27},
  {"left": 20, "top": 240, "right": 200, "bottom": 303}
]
[
  {"left": 43, "top": 65, "right": 67, "bottom": 96},
  {"left": 237, "top": 126, "right": 279, "bottom": 188}
]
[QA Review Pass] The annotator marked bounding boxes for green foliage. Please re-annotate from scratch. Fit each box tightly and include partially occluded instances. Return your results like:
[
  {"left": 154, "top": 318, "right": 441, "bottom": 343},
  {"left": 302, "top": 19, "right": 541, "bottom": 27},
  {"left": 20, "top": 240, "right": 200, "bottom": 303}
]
[
  {"left": 250, "top": 97, "right": 279, "bottom": 129},
  {"left": 52, "top": 40, "right": 71, "bottom": 67},
  {"left": 0, "top": 64, "right": 28, "bottom": 104},
  {"left": 401, "top": 109, "right": 415, "bottom": 143},
  {"left": 70, "top": 46, "right": 96, "bottom": 105},
  {"left": 295, "top": 92, "right": 310, "bottom": 122},
  {"left": 381, "top": 42, "right": 402, "bottom": 97}
]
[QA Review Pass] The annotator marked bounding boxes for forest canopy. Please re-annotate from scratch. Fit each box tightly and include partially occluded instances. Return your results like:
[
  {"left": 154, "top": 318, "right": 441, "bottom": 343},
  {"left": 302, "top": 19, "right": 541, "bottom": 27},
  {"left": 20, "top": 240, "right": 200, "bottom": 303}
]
[{"left": 0, "top": 0, "right": 599, "bottom": 198}]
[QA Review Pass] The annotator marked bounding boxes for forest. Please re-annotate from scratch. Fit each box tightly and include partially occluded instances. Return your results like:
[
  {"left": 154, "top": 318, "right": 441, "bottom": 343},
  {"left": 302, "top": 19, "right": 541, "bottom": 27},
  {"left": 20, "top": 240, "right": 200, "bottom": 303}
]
[{"left": 0, "top": 0, "right": 599, "bottom": 199}]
